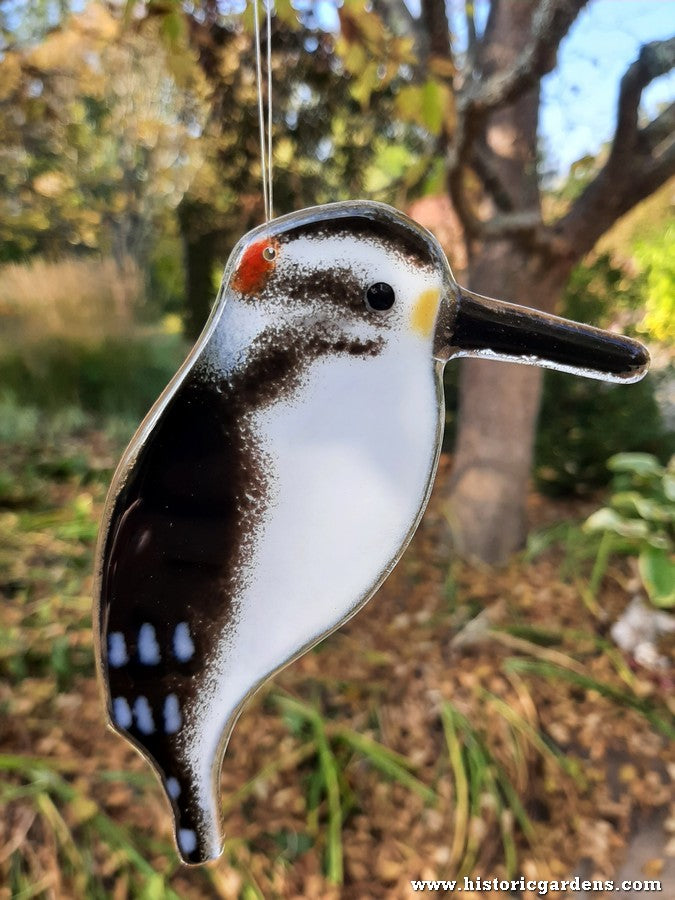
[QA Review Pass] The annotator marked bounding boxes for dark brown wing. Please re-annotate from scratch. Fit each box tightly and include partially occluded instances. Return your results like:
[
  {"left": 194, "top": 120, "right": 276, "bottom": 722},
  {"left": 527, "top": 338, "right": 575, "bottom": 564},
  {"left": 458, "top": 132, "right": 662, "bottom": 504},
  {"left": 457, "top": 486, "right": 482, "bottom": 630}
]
[{"left": 97, "top": 366, "right": 265, "bottom": 861}]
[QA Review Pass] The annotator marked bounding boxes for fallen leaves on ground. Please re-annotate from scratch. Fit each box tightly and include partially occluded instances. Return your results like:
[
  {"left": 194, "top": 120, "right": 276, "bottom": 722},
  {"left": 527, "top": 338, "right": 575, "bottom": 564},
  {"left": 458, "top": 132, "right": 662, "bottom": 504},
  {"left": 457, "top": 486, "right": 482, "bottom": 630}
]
[{"left": 0, "top": 431, "right": 672, "bottom": 899}]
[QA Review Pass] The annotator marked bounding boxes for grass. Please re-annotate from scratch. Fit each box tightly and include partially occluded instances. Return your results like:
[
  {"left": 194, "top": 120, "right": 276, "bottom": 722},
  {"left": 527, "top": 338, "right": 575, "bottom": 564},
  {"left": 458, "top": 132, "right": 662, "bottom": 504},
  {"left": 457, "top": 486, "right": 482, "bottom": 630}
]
[
  {"left": 440, "top": 702, "right": 536, "bottom": 878},
  {"left": 525, "top": 519, "right": 628, "bottom": 618},
  {"left": 0, "top": 253, "right": 187, "bottom": 422},
  {"left": 273, "top": 692, "right": 435, "bottom": 884},
  {"left": 0, "top": 332, "right": 186, "bottom": 419},
  {"left": 0, "top": 754, "right": 181, "bottom": 899},
  {"left": 269, "top": 687, "right": 570, "bottom": 885},
  {"left": 504, "top": 658, "right": 675, "bottom": 739},
  {"left": 0, "top": 255, "right": 141, "bottom": 348},
  {"left": 0, "top": 402, "right": 120, "bottom": 688}
]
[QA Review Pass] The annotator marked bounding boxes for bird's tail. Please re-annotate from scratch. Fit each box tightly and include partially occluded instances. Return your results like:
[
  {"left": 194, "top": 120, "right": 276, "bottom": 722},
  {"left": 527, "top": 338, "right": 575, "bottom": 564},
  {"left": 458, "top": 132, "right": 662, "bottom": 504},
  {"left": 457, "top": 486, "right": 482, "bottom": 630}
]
[{"left": 161, "top": 761, "right": 224, "bottom": 865}]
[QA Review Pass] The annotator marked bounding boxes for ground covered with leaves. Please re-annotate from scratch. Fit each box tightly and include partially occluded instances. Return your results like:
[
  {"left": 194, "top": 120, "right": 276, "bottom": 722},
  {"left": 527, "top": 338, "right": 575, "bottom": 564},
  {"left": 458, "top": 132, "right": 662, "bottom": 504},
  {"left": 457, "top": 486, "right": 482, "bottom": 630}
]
[{"left": 0, "top": 410, "right": 673, "bottom": 899}]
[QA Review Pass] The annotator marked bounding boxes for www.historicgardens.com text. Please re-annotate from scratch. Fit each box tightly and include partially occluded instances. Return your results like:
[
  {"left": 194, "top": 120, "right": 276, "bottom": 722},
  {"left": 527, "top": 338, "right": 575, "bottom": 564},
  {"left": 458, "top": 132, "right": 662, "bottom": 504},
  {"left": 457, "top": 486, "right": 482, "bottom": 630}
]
[{"left": 410, "top": 876, "right": 662, "bottom": 894}]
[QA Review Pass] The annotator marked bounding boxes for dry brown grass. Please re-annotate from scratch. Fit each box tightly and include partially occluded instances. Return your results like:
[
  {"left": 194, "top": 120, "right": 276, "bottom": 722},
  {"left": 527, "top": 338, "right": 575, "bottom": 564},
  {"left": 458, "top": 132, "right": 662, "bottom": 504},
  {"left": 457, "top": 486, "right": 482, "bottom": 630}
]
[{"left": 0, "top": 255, "right": 142, "bottom": 347}]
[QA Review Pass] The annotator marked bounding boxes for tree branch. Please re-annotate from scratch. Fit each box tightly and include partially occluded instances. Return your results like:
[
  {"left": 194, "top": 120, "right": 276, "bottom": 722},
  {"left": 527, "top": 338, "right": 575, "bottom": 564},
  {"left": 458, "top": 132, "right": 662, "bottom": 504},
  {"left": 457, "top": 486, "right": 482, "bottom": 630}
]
[
  {"left": 640, "top": 101, "right": 675, "bottom": 155},
  {"left": 420, "top": 0, "right": 453, "bottom": 65},
  {"left": 471, "top": 141, "right": 514, "bottom": 212},
  {"left": 464, "top": 0, "right": 477, "bottom": 70},
  {"left": 481, "top": 210, "right": 543, "bottom": 238},
  {"left": 447, "top": 0, "right": 588, "bottom": 240},
  {"left": 465, "top": 0, "right": 588, "bottom": 114},
  {"left": 611, "top": 37, "right": 675, "bottom": 155},
  {"left": 556, "top": 36, "right": 675, "bottom": 260},
  {"left": 372, "top": 0, "right": 420, "bottom": 37}
]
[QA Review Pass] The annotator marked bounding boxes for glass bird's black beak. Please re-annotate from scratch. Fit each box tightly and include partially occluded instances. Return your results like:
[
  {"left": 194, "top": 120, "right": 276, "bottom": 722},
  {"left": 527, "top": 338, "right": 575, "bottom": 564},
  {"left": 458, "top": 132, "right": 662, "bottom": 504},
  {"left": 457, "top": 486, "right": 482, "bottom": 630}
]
[{"left": 435, "top": 286, "right": 649, "bottom": 383}]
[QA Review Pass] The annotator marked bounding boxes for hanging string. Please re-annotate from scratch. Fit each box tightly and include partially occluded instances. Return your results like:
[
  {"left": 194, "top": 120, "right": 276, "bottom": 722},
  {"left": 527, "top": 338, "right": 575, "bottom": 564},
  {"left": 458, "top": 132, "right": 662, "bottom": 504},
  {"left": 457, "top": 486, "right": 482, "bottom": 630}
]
[
  {"left": 253, "top": 0, "right": 274, "bottom": 224},
  {"left": 266, "top": 0, "right": 273, "bottom": 220},
  {"left": 252, "top": 0, "right": 268, "bottom": 223}
]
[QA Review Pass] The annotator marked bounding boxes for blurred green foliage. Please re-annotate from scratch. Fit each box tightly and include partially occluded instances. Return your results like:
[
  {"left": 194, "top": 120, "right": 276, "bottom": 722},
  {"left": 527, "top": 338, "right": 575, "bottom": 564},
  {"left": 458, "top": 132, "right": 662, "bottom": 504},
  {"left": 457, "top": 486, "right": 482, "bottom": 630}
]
[
  {"left": 0, "top": 334, "right": 186, "bottom": 418},
  {"left": 0, "top": 0, "right": 437, "bottom": 335},
  {"left": 633, "top": 222, "right": 675, "bottom": 344},
  {"left": 533, "top": 250, "right": 673, "bottom": 496},
  {"left": 585, "top": 453, "right": 675, "bottom": 609},
  {"left": 559, "top": 252, "right": 644, "bottom": 328},
  {"left": 0, "top": 5, "right": 202, "bottom": 265},
  {"left": 146, "top": 225, "right": 187, "bottom": 319},
  {"left": 535, "top": 371, "right": 672, "bottom": 496}
]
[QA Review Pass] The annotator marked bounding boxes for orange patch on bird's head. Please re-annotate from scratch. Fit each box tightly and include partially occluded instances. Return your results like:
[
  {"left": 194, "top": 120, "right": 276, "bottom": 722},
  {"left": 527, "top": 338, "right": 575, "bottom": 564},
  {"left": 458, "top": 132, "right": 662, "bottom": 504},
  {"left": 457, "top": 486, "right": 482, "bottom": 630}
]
[{"left": 232, "top": 238, "right": 279, "bottom": 295}]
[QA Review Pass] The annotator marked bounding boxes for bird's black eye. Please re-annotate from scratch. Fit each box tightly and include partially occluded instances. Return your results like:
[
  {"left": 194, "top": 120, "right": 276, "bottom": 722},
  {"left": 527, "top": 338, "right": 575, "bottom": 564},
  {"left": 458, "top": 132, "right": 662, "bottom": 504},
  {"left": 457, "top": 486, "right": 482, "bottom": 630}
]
[{"left": 365, "top": 282, "right": 395, "bottom": 312}]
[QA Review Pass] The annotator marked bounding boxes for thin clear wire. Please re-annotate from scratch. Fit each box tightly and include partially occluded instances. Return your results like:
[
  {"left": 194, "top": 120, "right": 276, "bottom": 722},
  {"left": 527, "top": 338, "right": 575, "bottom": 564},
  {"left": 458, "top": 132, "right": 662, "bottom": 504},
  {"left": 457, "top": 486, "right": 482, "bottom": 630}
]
[
  {"left": 266, "top": 0, "right": 273, "bottom": 220},
  {"left": 253, "top": 0, "right": 269, "bottom": 222}
]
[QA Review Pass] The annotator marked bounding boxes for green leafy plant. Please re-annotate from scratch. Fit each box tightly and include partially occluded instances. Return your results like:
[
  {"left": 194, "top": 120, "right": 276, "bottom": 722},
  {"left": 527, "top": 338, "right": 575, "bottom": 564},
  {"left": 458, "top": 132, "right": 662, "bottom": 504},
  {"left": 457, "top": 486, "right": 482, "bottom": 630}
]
[{"left": 584, "top": 453, "right": 675, "bottom": 608}]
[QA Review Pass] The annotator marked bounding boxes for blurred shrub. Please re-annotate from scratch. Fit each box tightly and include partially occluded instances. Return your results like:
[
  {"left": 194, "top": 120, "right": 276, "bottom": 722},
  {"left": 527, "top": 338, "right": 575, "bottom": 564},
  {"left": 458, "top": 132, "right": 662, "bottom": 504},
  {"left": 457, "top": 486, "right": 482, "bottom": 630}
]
[
  {"left": 535, "top": 370, "right": 673, "bottom": 496},
  {"left": 145, "top": 223, "right": 186, "bottom": 320},
  {"left": 633, "top": 224, "right": 675, "bottom": 344},
  {"left": 534, "top": 254, "right": 673, "bottom": 495},
  {"left": 0, "top": 255, "right": 142, "bottom": 348},
  {"left": 0, "top": 334, "right": 186, "bottom": 420},
  {"left": 560, "top": 253, "right": 644, "bottom": 331},
  {"left": 442, "top": 357, "right": 672, "bottom": 495}
]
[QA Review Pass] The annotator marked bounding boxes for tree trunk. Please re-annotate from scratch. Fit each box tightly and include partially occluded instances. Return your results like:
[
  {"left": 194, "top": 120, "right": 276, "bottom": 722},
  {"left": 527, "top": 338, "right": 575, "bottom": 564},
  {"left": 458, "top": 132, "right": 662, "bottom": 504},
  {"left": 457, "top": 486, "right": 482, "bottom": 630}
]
[
  {"left": 448, "top": 245, "right": 570, "bottom": 563},
  {"left": 178, "top": 200, "right": 220, "bottom": 340},
  {"left": 447, "top": 0, "right": 569, "bottom": 564}
]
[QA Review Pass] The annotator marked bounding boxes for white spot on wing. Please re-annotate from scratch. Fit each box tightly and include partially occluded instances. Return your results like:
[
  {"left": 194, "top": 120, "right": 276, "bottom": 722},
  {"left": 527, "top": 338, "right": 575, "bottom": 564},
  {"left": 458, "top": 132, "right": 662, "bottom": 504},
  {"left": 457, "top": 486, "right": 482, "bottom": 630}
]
[
  {"left": 133, "top": 696, "right": 155, "bottom": 734},
  {"left": 173, "top": 622, "right": 195, "bottom": 662},
  {"left": 178, "top": 828, "right": 197, "bottom": 855},
  {"left": 166, "top": 777, "right": 181, "bottom": 799},
  {"left": 163, "top": 693, "right": 182, "bottom": 734},
  {"left": 138, "top": 623, "right": 160, "bottom": 665},
  {"left": 108, "top": 632, "right": 128, "bottom": 667},
  {"left": 112, "top": 696, "right": 132, "bottom": 729}
]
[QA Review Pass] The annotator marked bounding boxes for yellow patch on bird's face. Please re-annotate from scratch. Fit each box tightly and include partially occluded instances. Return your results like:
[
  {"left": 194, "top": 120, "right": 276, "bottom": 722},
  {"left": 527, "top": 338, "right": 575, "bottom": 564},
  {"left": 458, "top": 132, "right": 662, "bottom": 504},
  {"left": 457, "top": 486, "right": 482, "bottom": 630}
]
[{"left": 411, "top": 288, "right": 440, "bottom": 337}]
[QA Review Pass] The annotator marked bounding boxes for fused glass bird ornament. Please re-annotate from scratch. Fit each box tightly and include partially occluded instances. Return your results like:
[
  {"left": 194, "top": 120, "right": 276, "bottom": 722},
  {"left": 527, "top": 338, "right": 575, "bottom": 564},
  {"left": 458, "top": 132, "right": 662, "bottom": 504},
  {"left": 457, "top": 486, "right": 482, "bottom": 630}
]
[{"left": 94, "top": 201, "right": 649, "bottom": 864}]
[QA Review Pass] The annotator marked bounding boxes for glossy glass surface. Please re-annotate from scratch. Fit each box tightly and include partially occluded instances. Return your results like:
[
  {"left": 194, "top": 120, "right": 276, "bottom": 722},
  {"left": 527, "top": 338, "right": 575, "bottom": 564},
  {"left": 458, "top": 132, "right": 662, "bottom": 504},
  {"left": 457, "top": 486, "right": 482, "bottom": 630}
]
[{"left": 94, "top": 200, "right": 648, "bottom": 864}]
